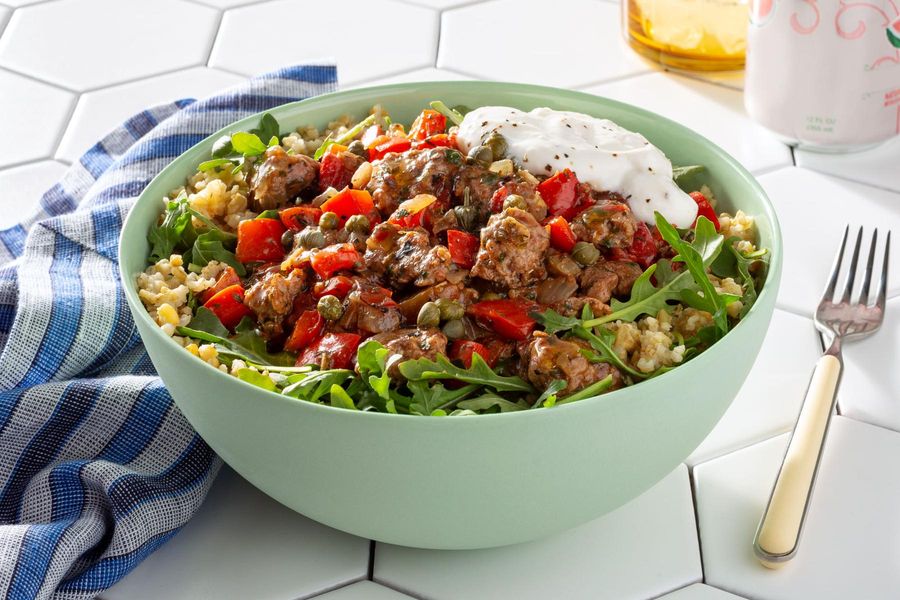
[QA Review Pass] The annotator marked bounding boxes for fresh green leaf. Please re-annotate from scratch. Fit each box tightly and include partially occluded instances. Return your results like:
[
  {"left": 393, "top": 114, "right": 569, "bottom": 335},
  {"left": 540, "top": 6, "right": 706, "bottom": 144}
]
[
  {"left": 398, "top": 352, "right": 533, "bottom": 393},
  {"left": 176, "top": 309, "right": 294, "bottom": 367},
  {"left": 573, "top": 325, "right": 645, "bottom": 380},
  {"left": 254, "top": 113, "right": 280, "bottom": 143},
  {"left": 356, "top": 339, "right": 402, "bottom": 401},
  {"left": 211, "top": 134, "right": 234, "bottom": 158},
  {"left": 712, "top": 239, "right": 768, "bottom": 318},
  {"left": 185, "top": 229, "right": 245, "bottom": 276},
  {"left": 185, "top": 306, "right": 229, "bottom": 338},
  {"left": 531, "top": 309, "right": 581, "bottom": 335},
  {"left": 330, "top": 384, "right": 358, "bottom": 410},
  {"left": 230, "top": 318, "right": 295, "bottom": 366},
  {"left": 407, "top": 381, "right": 479, "bottom": 415},
  {"left": 457, "top": 392, "right": 526, "bottom": 413},
  {"left": 256, "top": 209, "right": 281, "bottom": 220},
  {"left": 282, "top": 369, "right": 353, "bottom": 403},
  {"left": 267, "top": 136, "right": 280, "bottom": 147},
  {"left": 672, "top": 164, "right": 704, "bottom": 184},
  {"left": 532, "top": 379, "right": 566, "bottom": 409},
  {"left": 313, "top": 134, "right": 334, "bottom": 160},
  {"left": 231, "top": 131, "right": 268, "bottom": 156},
  {"left": 451, "top": 104, "right": 471, "bottom": 117},
  {"left": 147, "top": 194, "right": 197, "bottom": 263},
  {"left": 556, "top": 376, "right": 613, "bottom": 405},
  {"left": 428, "top": 100, "right": 465, "bottom": 126},
  {"left": 198, "top": 158, "right": 237, "bottom": 172},
  {"left": 236, "top": 368, "right": 277, "bottom": 391}
]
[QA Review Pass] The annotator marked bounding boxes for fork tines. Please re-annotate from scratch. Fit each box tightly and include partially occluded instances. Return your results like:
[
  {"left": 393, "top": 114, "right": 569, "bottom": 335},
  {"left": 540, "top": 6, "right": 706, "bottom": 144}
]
[{"left": 823, "top": 226, "right": 891, "bottom": 308}]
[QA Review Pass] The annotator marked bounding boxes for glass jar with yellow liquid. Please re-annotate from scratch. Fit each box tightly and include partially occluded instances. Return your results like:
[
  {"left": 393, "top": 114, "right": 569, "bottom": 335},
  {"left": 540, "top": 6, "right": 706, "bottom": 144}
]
[{"left": 623, "top": 0, "right": 750, "bottom": 70}]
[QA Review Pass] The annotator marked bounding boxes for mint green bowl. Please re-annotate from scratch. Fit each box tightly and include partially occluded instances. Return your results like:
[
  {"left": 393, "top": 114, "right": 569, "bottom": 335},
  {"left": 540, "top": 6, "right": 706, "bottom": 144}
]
[{"left": 119, "top": 82, "right": 782, "bottom": 549}]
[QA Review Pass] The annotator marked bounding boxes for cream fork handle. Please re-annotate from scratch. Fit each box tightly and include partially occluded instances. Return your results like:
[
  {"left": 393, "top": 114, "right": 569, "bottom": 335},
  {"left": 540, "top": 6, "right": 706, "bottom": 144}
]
[{"left": 754, "top": 353, "right": 842, "bottom": 569}]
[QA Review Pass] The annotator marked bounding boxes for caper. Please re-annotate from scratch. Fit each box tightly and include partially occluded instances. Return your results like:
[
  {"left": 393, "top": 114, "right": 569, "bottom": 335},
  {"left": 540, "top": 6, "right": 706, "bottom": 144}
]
[
  {"left": 484, "top": 132, "right": 507, "bottom": 160},
  {"left": 317, "top": 295, "right": 344, "bottom": 321},
  {"left": 281, "top": 229, "right": 295, "bottom": 249},
  {"left": 435, "top": 298, "right": 464, "bottom": 321},
  {"left": 502, "top": 194, "right": 527, "bottom": 211},
  {"left": 345, "top": 214, "right": 370, "bottom": 234},
  {"left": 467, "top": 144, "right": 493, "bottom": 167},
  {"left": 571, "top": 241, "right": 600, "bottom": 266},
  {"left": 298, "top": 228, "right": 326, "bottom": 249},
  {"left": 417, "top": 302, "right": 441, "bottom": 328},
  {"left": 454, "top": 205, "right": 478, "bottom": 232},
  {"left": 347, "top": 140, "right": 367, "bottom": 158},
  {"left": 319, "top": 211, "right": 339, "bottom": 231},
  {"left": 442, "top": 318, "right": 466, "bottom": 340}
]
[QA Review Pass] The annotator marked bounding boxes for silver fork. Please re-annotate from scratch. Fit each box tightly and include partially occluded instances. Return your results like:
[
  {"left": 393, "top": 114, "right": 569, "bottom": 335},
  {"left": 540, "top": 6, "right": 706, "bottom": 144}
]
[{"left": 753, "top": 226, "right": 890, "bottom": 568}]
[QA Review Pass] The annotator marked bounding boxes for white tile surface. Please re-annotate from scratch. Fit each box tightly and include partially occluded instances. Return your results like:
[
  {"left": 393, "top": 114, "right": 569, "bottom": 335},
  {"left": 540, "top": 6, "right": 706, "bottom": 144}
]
[
  {"left": 0, "top": 0, "right": 44, "bottom": 6},
  {"left": 104, "top": 466, "right": 369, "bottom": 600},
  {"left": 0, "top": 69, "right": 73, "bottom": 168},
  {"left": 588, "top": 72, "right": 792, "bottom": 174},
  {"left": 838, "top": 296, "right": 900, "bottom": 433},
  {"left": 346, "top": 66, "right": 471, "bottom": 89},
  {"left": 695, "top": 418, "right": 900, "bottom": 600},
  {"left": 210, "top": 0, "right": 437, "bottom": 85},
  {"left": 758, "top": 167, "right": 900, "bottom": 315},
  {"left": 659, "top": 583, "right": 745, "bottom": 600},
  {"left": 0, "top": 5, "right": 10, "bottom": 35},
  {"left": 687, "top": 309, "right": 820, "bottom": 466},
  {"left": 0, "top": 0, "right": 218, "bottom": 91},
  {"left": 402, "top": 0, "right": 480, "bottom": 8},
  {"left": 375, "top": 465, "right": 701, "bottom": 600},
  {"left": 677, "top": 69, "right": 745, "bottom": 91},
  {"left": 0, "top": 160, "right": 68, "bottom": 228},
  {"left": 190, "top": 0, "right": 267, "bottom": 7},
  {"left": 312, "top": 581, "right": 414, "bottom": 600},
  {"left": 795, "top": 135, "right": 900, "bottom": 194},
  {"left": 57, "top": 67, "right": 244, "bottom": 163},
  {"left": 439, "top": 0, "right": 652, "bottom": 88}
]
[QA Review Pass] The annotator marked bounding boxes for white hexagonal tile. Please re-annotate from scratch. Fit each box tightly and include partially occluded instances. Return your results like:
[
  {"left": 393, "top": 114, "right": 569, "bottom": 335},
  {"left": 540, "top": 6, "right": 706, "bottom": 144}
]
[
  {"left": 0, "top": 0, "right": 43, "bottom": 6},
  {"left": 587, "top": 72, "right": 792, "bottom": 174},
  {"left": 659, "top": 583, "right": 745, "bottom": 600},
  {"left": 795, "top": 135, "right": 900, "bottom": 195},
  {"left": 439, "top": 0, "right": 652, "bottom": 88},
  {"left": 400, "top": 0, "right": 480, "bottom": 9},
  {"left": 210, "top": 0, "right": 437, "bottom": 85},
  {"left": 0, "top": 160, "right": 68, "bottom": 228},
  {"left": 57, "top": 67, "right": 244, "bottom": 163},
  {"left": 313, "top": 581, "right": 414, "bottom": 600},
  {"left": 0, "top": 69, "right": 74, "bottom": 168},
  {"left": 757, "top": 167, "right": 900, "bottom": 315},
  {"left": 346, "top": 66, "right": 472, "bottom": 89},
  {"left": 695, "top": 418, "right": 900, "bottom": 600},
  {"left": 190, "top": 0, "right": 267, "bottom": 7},
  {"left": 838, "top": 296, "right": 900, "bottom": 433},
  {"left": 677, "top": 69, "right": 744, "bottom": 91},
  {"left": 687, "top": 309, "right": 821, "bottom": 466},
  {"left": 374, "top": 465, "right": 700, "bottom": 600},
  {"left": 0, "top": 0, "right": 218, "bottom": 91},
  {"left": 0, "top": 6, "right": 10, "bottom": 34},
  {"left": 104, "top": 466, "right": 369, "bottom": 600}
]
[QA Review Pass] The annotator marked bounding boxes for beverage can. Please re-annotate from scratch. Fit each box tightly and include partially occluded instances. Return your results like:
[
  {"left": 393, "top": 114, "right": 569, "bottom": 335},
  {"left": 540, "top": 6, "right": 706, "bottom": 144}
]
[{"left": 745, "top": 0, "right": 900, "bottom": 151}]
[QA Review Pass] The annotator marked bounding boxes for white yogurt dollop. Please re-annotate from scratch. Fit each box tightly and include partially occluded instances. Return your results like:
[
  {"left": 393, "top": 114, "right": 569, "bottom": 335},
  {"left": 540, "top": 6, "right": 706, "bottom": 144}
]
[{"left": 455, "top": 106, "right": 698, "bottom": 228}]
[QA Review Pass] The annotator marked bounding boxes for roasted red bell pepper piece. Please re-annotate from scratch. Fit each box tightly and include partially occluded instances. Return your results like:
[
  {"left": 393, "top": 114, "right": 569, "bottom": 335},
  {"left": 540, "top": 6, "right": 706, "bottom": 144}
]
[
  {"left": 546, "top": 216, "right": 577, "bottom": 253},
  {"left": 319, "top": 188, "right": 376, "bottom": 224},
  {"left": 689, "top": 191, "right": 720, "bottom": 230},
  {"left": 368, "top": 136, "right": 411, "bottom": 161},
  {"left": 446, "top": 229, "right": 480, "bottom": 269},
  {"left": 608, "top": 222, "right": 659, "bottom": 270},
  {"left": 538, "top": 169, "right": 580, "bottom": 218},
  {"left": 296, "top": 332, "right": 362, "bottom": 369},
  {"left": 408, "top": 109, "right": 447, "bottom": 140},
  {"left": 412, "top": 133, "right": 455, "bottom": 150},
  {"left": 235, "top": 218, "right": 286, "bottom": 263},
  {"left": 449, "top": 339, "right": 493, "bottom": 368},
  {"left": 310, "top": 243, "right": 360, "bottom": 279},
  {"left": 467, "top": 299, "right": 537, "bottom": 341},
  {"left": 280, "top": 206, "right": 322, "bottom": 230},
  {"left": 318, "top": 151, "right": 361, "bottom": 193},
  {"left": 199, "top": 266, "right": 241, "bottom": 304},
  {"left": 284, "top": 309, "right": 324, "bottom": 352},
  {"left": 203, "top": 283, "right": 253, "bottom": 330},
  {"left": 314, "top": 275, "right": 354, "bottom": 299}
]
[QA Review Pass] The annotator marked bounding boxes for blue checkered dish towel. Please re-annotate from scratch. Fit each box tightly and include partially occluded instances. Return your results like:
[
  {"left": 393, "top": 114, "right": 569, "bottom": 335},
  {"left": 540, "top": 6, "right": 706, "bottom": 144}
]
[{"left": 0, "top": 65, "right": 338, "bottom": 600}]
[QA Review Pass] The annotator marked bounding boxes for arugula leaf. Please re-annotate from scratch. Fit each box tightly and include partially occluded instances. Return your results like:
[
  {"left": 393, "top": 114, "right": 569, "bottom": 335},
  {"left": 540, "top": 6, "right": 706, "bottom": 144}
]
[
  {"left": 211, "top": 134, "right": 234, "bottom": 158},
  {"left": 398, "top": 352, "right": 533, "bottom": 393},
  {"left": 256, "top": 209, "right": 281, "bottom": 220},
  {"left": 236, "top": 368, "right": 277, "bottom": 391},
  {"left": 185, "top": 229, "right": 245, "bottom": 276},
  {"left": 330, "top": 384, "right": 358, "bottom": 410},
  {"left": 198, "top": 158, "right": 236, "bottom": 172},
  {"left": 356, "top": 339, "right": 402, "bottom": 402},
  {"left": 176, "top": 308, "right": 294, "bottom": 367},
  {"left": 531, "top": 379, "right": 566, "bottom": 409},
  {"left": 531, "top": 309, "right": 581, "bottom": 335},
  {"left": 147, "top": 194, "right": 196, "bottom": 263},
  {"left": 656, "top": 215, "right": 729, "bottom": 336},
  {"left": 556, "top": 376, "right": 613, "bottom": 405},
  {"left": 253, "top": 113, "right": 280, "bottom": 144},
  {"left": 573, "top": 326, "right": 645, "bottom": 380},
  {"left": 712, "top": 239, "right": 768, "bottom": 318},
  {"left": 231, "top": 131, "right": 268, "bottom": 156},
  {"left": 313, "top": 114, "right": 377, "bottom": 159},
  {"left": 428, "top": 100, "right": 465, "bottom": 126},
  {"left": 672, "top": 164, "right": 704, "bottom": 184},
  {"left": 185, "top": 305, "right": 229, "bottom": 337},
  {"left": 283, "top": 369, "right": 354, "bottom": 403},
  {"left": 407, "top": 381, "right": 479, "bottom": 415},
  {"left": 457, "top": 392, "right": 526, "bottom": 413}
]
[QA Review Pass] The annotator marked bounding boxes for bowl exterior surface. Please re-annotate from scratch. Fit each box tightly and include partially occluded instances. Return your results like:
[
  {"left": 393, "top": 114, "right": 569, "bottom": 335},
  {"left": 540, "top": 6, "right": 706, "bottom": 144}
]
[{"left": 121, "top": 81, "right": 782, "bottom": 549}]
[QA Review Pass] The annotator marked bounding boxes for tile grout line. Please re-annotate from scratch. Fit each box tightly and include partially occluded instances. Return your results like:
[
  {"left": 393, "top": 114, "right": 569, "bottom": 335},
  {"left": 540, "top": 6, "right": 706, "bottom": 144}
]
[
  {"left": 0, "top": 64, "right": 78, "bottom": 94},
  {"left": 571, "top": 69, "right": 657, "bottom": 91},
  {"left": 432, "top": 8, "right": 442, "bottom": 68},
  {"left": 79, "top": 62, "right": 209, "bottom": 94},
  {"left": 807, "top": 169, "right": 900, "bottom": 197},
  {"left": 0, "top": 155, "right": 70, "bottom": 173},
  {"left": 205, "top": 4, "right": 225, "bottom": 68},
  {"left": 294, "top": 575, "right": 368, "bottom": 600},
  {"left": 48, "top": 91, "right": 79, "bottom": 161},
  {"left": 687, "top": 465, "right": 706, "bottom": 584}
]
